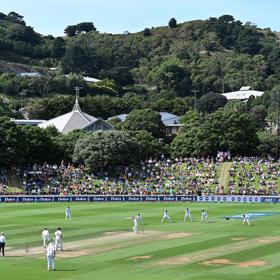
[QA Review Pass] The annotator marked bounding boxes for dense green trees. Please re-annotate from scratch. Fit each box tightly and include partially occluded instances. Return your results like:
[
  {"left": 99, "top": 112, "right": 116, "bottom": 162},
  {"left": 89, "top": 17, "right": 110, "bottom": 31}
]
[
  {"left": 64, "top": 22, "right": 96, "bottom": 36},
  {"left": 1, "top": 12, "right": 280, "bottom": 166},
  {"left": 73, "top": 131, "right": 138, "bottom": 172},
  {"left": 169, "top": 18, "right": 177, "bottom": 28},
  {"left": 268, "top": 48, "right": 280, "bottom": 75},
  {"left": 73, "top": 130, "right": 163, "bottom": 172},
  {"left": 123, "top": 108, "right": 165, "bottom": 138},
  {"left": 55, "top": 130, "right": 86, "bottom": 161},
  {"left": 21, "top": 126, "right": 60, "bottom": 163},
  {"left": 171, "top": 109, "right": 259, "bottom": 157},
  {"left": 196, "top": 92, "right": 227, "bottom": 113},
  {"left": 0, "top": 118, "right": 62, "bottom": 167},
  {"left": 61, "top": 42, "right": 100, "bottom": 75},
  {"left": 7, "top": 24, "right": 41, "bottom": 45},
  {"left": 51, "top": 37, "right": 65, "bottom": 58},
  {"left": 0, "top": 117, "right": 27, "bottom": 167},
  {"left": 149, "top": 58, "right": 192, "bottom": 96},
  {"left": 143, "top": 28, "right": 151, "bottom": 36}
]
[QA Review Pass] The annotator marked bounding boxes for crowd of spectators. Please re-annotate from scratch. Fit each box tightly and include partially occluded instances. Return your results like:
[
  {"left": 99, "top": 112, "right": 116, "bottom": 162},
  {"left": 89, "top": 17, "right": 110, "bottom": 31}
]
[
  {"left": 228, "top": 157, "right": 280, "bottom": 196},
  {"left": 17, "top": 157, "right": 218, "bottom": 195},
  {"left": 0, "top": 157, "right": 279, "bottom": 196},
  {"left": 0, "top": 168, "right": 8, "bottom": 194}
]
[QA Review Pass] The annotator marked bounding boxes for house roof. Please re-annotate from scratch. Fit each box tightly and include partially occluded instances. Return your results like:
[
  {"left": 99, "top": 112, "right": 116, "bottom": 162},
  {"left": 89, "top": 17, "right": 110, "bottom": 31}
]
[
  {"left": 159, "top": 112, "right": 180, "bottom": 125},
  {"left": 108, "top": 112, "right": 180, "bottom": 125},
  {"left": 108, "top": 114, "right": 129, "bottom": 122},
  {"left": 222, "top": 86, "right": 264, "bottom": 100},
  {"left": 83, "top": 76, "right": 101, "bottom": 83},
  {"left": 11, "top": 119, "right": 45, "bottom": 125},
  {"left": 17, "top": 72, "right": 41, "bottom": 77}
]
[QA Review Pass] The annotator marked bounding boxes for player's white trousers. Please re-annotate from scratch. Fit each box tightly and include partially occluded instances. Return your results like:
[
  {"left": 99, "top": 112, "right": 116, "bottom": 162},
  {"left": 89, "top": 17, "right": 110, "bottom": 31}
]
[
  {"left": 161, "top": 216, "right": 171, "bottom": 223},
  {"left": 55, "top": 239, "right": 63, "bottom": 250},
  {"left": 43, "top": 237, "right": 49, "bottom": 248},
  {"left": 184, "top": 214, "right": 192, "bottom": 222},
  {"left": 133, "top": 225, "right": 139, "bottom": 234},
  {"left": 47, "top": 256, "right": 55, "bottom": 270}
]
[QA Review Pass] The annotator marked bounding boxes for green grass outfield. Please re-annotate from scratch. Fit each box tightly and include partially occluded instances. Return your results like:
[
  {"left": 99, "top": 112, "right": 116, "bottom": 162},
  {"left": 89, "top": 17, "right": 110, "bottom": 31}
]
[{"left": 0, "top": 202, "right": 280, "bottom": 280}]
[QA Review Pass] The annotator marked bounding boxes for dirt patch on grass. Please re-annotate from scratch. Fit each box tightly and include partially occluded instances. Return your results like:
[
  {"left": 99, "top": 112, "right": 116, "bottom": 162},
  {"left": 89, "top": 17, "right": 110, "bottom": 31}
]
[
  {"left": 158, "top": 256, "right": 190, "bottom": 265},
  {"left": 57, "top": 250, "right": 89, "bottom": 258},
  {"left": 157, "top": 235, "right": 278, "bottom": 267},
  {"left": 231, "top": 237, "right": 246, "bottom": 241},
  {"left": 238, "top": 260, "right": 266, "bottom": 268},
  {"left": 7, "top": 230, "right": 197, "bottom": 259},
  {"left": 103, "top": 231, "right": 124, "bottom": 235},
  {"left": 257, "top": 237, "right": 280, "bottom": 244},
  {"left": 7, "top": 246, "right": 45, "bottom": 257},
  {"left": 129, "top": 255, "right": 152, "bottom": 260},
  {"left": 166, "top": 232, "right": 195, "bottom": 239},
  {"left": 202, "top": 258, "right": 236, "bottom": 266},
  {"left": 201, "top": 258, "right": 266, "bottom": 268}
]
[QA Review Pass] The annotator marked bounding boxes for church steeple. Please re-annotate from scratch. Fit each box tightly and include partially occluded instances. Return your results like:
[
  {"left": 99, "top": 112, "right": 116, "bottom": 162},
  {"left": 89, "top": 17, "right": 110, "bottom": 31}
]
[{"left": 72, "top": 86, "right": 82, "bottom": 111}]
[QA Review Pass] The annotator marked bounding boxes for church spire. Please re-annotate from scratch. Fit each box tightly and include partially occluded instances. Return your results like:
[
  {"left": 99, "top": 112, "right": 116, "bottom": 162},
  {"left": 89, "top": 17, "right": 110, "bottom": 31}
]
[{"left": 72, "top": 86, "right": 82, "bottom": 111}]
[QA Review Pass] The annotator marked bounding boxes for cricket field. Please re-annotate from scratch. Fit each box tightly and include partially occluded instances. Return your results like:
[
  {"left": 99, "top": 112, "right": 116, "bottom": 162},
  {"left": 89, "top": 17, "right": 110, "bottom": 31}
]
[{"left": 0, "top": 202, "right": 279, "bottom": 280}]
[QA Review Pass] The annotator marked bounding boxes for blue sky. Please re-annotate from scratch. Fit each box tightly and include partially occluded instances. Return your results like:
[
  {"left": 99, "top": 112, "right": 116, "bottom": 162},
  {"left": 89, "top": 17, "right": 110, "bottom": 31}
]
[{"left": 1, "top": 0, "right": 280, "bottom": 36}]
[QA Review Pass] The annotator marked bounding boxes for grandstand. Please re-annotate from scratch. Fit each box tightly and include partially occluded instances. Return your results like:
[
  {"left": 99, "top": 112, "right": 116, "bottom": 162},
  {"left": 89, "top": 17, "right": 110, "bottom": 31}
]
[{"left": 1, "top": 157, "right": 279, "bottom": 195}]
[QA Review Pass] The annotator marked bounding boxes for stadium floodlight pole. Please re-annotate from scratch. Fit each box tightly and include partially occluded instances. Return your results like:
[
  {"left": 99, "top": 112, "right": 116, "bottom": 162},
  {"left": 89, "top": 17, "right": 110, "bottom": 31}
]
[{"left": 191, "top": 90, "right": 199, "bottom": 111}]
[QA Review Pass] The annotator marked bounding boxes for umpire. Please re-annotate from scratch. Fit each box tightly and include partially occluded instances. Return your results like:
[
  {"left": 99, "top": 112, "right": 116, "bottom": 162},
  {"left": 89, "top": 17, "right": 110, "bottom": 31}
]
[{"left": 0, "top": 232, "right": 6, "bottom": 256}]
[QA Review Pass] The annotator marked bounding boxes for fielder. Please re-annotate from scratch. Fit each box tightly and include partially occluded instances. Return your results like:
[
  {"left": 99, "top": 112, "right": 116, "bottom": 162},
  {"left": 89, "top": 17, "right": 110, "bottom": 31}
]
[
  {"left": 201, "top": 209, "right": 209, "bottom": 223},
  {"left": 161, "top": 210, "right": 172, "bottom": 223},
  {"left": 243, "top": 214, "right": 250, "bottom": 226},
  {"left": 133, "top": 216, "right": 139, "bottom": 234},
  {"left": 54, "top": 227, "right": 63, "bottom": 251},
  {"left": 0, "top": 232, "right": 6, "bottom": 256},
  {"left": 65, "top": 207, "right": 71, "bottom": 220},
  {"left": 184, "top": 208, "right": 193, "bottom": 222},
  {"left": 126, "top": 216, "right": 139, "bottom": 234},
  {"left": 46, "top": 242, "right": 56, "bottom": 271},
  {"left": 137, "top": 213, "right": 144, "bottom": 233},
  {"left": 41, "top": 228, "right": 50, "bottom": 248}
]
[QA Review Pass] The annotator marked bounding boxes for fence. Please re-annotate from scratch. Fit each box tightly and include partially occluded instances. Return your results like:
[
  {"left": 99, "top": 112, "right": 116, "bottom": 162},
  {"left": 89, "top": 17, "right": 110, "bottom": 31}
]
[{"left": 0, "top": 195, "right": 279, "bottom": 203}]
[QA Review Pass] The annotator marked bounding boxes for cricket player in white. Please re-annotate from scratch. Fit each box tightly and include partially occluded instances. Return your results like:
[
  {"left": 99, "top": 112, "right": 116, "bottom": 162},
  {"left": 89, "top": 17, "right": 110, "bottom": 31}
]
[
  {"left": 65, "top": 207, "right": 71, "bottom": 220},
  {"left": 243, "top": 214, "right": 250, "bottom": 226},
  {"left": 161, "top": 210, "right": 172, "bottom": 223},
  {"left": 54, "top": 227, "right": 63, "bottom": 251},
  {"left": 201, "top": 210, "right": 209, "bottom": 222},
  {"left": 137, "top": 213, "right": 144, "bottom": 233},
  {"left": 46, "top": 242, "right": 56, "bottom": 271},
  {"left": 41, "top": 228, "right": 50, "bottom": 248},
  {"left": 126, "top": 216, "right": 139, "bottom": 234},
  {"left": 133, "top": 216, "right": 139, "bottom": 234},
  {"left": 184, "top": 208, "right": 193, "bottom": 222}
]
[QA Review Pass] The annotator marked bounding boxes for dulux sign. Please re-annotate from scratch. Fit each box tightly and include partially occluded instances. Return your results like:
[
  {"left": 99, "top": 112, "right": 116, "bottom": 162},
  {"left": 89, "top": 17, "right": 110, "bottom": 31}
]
[{"left": 0, "top": 195, "right": 277, "bottom": 203}]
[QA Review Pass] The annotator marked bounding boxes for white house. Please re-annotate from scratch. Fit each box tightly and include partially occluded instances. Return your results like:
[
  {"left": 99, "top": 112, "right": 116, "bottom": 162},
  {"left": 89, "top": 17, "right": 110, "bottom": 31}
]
[{"left": 222, "top": 86, "right": 264, "bottom": 100}]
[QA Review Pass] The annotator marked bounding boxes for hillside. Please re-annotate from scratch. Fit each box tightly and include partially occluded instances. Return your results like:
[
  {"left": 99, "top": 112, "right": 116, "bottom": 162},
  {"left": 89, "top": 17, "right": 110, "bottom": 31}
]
[
  {"left": 0, "top": 12, "right": 280, "bottom": 171},
  {"left": 0, "top": 11, "right": 279, "bottom": 124}
]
